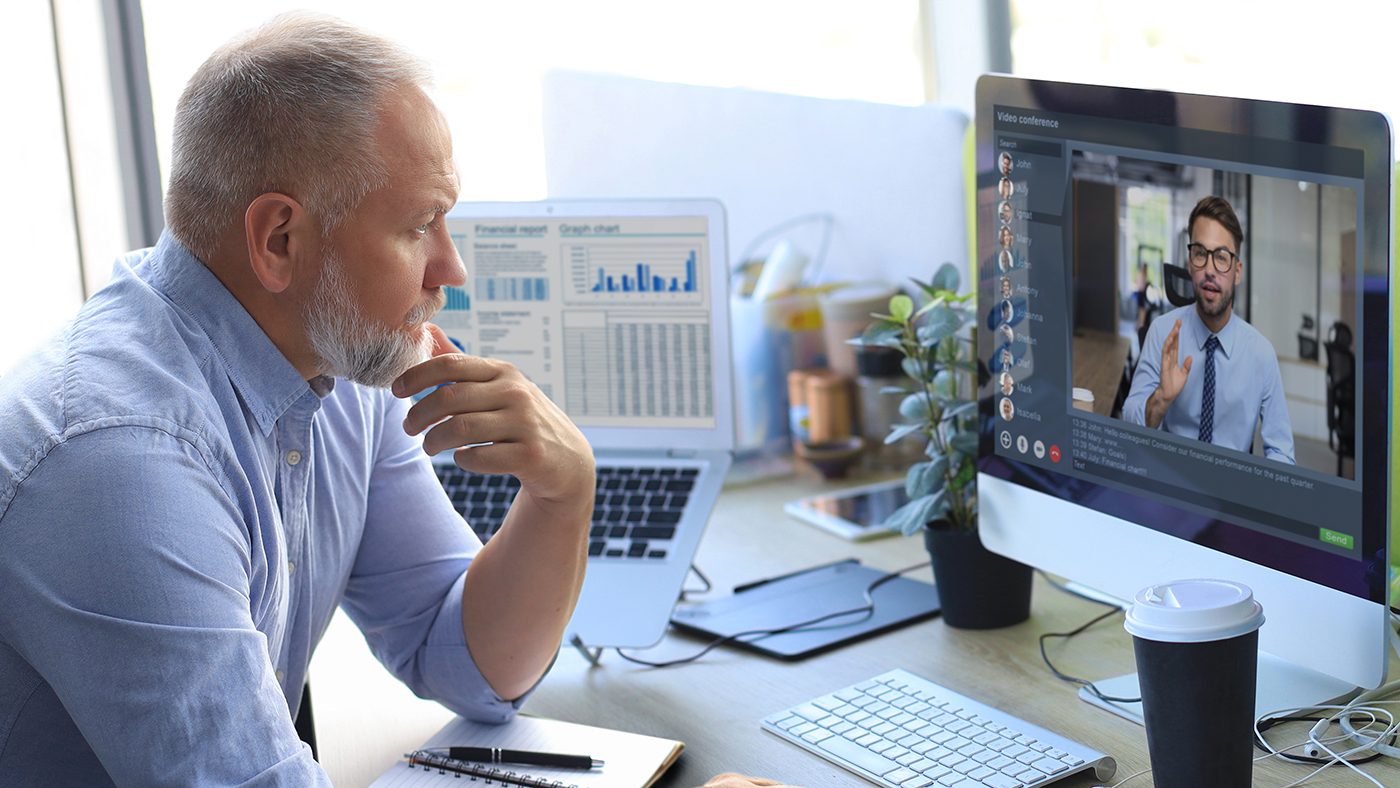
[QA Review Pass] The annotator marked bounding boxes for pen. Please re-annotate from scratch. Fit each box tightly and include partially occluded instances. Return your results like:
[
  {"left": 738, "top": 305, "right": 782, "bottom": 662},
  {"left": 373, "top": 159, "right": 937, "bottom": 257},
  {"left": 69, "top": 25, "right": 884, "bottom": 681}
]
[
  {"left": 442, "top": 746, "right": 603, "bottom": 770},
  {"left": 732, "top": 558, "right": 859, "bottom": 594}
]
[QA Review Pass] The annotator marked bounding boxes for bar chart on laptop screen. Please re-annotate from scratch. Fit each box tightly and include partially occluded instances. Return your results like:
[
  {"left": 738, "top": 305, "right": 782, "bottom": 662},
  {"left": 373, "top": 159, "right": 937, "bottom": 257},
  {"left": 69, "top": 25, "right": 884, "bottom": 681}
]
[{"left": 565, "top": 242, "right": 706, "bottom": 306}]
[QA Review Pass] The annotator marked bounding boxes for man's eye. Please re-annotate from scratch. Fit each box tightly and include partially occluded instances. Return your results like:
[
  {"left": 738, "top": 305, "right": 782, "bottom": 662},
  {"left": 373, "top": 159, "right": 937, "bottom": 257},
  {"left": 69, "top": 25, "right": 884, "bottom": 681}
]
[{"left": 414, "top": 222, "right": 431, "bottom": 235}]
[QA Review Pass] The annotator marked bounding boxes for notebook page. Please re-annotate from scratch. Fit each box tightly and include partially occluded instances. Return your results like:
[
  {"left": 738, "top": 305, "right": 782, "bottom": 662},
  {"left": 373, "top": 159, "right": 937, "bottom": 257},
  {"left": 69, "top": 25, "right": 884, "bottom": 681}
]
[{"left": 371, "top": 714, "right": 683, "bottom": 788}]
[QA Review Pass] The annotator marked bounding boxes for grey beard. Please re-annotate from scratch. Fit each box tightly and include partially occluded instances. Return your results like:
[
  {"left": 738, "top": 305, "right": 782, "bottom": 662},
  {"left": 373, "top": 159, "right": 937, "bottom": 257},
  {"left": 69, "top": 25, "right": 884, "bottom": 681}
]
[{"left": 304, "top": 249, "right": 436, "bottom": 389}]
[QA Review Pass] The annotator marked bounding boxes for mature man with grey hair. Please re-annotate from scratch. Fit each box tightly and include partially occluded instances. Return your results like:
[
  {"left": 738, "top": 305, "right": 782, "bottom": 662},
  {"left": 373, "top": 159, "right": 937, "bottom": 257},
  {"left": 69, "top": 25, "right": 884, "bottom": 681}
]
[{"left": 0, "top": 14, "right": 595, "bottom": 785}]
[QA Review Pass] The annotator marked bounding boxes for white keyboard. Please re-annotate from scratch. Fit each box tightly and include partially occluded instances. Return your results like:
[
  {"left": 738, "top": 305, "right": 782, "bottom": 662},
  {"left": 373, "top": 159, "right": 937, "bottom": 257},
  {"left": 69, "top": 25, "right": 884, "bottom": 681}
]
[{"left": 762, "top": 669, "right": 1116, "bottom": 787}]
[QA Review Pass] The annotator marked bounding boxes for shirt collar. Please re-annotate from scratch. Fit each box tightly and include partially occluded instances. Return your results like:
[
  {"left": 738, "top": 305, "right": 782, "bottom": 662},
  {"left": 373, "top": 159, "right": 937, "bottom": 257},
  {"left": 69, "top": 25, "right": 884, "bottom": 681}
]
[
  {"left": 144, "top": 232, "right": 322, "bottom": 435},
  {"left": 1187, "top": 304, "right": 1239, "bottom": 359}
]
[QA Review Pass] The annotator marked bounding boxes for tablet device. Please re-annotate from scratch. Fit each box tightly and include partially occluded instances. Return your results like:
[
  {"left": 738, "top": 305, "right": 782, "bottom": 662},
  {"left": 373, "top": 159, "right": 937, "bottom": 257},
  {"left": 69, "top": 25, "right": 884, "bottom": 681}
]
[
  {"left": 669, "top": 560, "right": 940, "bottom": 660},
  {"left": 784, "top": 480, "right": 908, "bottom": 541}
]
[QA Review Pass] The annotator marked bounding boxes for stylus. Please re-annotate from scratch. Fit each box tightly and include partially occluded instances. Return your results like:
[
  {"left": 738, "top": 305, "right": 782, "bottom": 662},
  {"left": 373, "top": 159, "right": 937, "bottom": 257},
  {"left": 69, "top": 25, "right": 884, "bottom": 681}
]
[{"left": 733, "top": 558, "right": 859, "bottom": 594}]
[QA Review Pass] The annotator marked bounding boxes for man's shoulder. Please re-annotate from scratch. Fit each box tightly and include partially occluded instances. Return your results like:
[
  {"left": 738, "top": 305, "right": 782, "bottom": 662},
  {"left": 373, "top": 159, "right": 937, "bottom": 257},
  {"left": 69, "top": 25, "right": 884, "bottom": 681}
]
[
  {"left": 0, "top": 277, "right": 229, "bottom": 501},
  {"left": 1228, "top": 315, "right": 1280, "bottom": 358}
]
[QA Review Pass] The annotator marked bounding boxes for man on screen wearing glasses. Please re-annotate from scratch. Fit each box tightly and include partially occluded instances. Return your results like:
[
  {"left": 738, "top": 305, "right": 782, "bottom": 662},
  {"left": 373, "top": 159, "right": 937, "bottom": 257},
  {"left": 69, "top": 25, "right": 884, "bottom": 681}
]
[{"left": 1123, "top": 196, "right": 1295, "bottom": 464}]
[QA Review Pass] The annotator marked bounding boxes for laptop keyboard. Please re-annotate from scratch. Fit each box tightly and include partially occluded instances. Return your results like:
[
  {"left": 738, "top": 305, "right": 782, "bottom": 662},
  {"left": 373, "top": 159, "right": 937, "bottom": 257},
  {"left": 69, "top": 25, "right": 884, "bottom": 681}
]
[
  {"left": 763, "top": 669, "right": 1114, "bottom": 787},
  {"left": 434, "top": 464, "right": 698, "bottom": 560}
]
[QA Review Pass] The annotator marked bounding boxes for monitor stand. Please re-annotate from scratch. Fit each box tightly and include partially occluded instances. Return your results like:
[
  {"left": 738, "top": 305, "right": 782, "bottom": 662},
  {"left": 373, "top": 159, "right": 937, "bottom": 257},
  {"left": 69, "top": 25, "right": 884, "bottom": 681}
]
[{"left": 1080, "top": 651, "right": 1360, "bottom": 724}]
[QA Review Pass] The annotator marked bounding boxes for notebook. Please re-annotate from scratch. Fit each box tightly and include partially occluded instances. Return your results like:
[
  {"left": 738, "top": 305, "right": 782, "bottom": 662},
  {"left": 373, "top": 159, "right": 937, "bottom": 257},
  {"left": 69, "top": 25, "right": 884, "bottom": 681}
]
[
  {"left": 435, "top": 199, "right": 735, "bottom": 650},
  {"left": 370, "top": 714, "right": 683, "bottom": 788}
]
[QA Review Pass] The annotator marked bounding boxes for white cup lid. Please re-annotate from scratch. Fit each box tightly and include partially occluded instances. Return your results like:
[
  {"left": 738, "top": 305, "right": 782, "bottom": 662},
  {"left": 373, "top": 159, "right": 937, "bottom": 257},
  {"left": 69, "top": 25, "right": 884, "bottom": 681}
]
[
  {"left": 1123, "top": 579, "right": 1265, "bottom": 643},
  {"left": 1071, "top": 387, "right": 1094, "bottom": 402}
]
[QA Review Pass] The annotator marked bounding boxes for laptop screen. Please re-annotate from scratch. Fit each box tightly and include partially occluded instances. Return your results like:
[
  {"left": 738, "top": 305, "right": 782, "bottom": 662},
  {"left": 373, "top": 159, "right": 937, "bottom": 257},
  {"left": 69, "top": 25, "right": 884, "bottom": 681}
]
[{"left": 438, "top": 207, "right": 723, "bottom": 436}]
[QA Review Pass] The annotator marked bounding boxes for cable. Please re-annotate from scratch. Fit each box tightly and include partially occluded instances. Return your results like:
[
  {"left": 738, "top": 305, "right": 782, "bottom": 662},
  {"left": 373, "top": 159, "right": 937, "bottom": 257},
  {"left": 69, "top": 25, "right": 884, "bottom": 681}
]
[
  {"left": 1036, "top": 572, "right": 1141, "bottom": 704},
  {"left": 614, "top": 561, "right": 930, "bottom": 668},
  {"left": 679, "top": 563, "right": 713, "bottom": 600},
  {"left": 1037, "top": 607, "right": 1141, "bottom": 705},
  {"left": 1253, "top": 712, "right": 1391, "bottom": 766}
]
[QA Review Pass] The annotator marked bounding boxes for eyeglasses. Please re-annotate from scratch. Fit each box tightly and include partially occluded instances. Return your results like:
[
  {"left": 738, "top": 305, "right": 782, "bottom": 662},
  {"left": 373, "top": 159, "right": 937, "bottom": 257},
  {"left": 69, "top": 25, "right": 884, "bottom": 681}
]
[{"left": 1186, "top": 242, "right": 1238, "bottom": 273}]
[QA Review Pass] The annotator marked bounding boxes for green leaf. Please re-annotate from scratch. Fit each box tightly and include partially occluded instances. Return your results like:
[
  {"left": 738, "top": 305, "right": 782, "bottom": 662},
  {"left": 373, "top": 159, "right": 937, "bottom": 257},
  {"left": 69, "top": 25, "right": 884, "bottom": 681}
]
[
  {"left": 853, "top": 322, "right": 905, "bottom": 350},
  {"left": 915, "top": 305, "right": 964, "bottom": 346},
  {"left": 941, "top": 400, "right": 977, "bottom": 421},
  {"left": 900, "top": 356, "right": 924, "bottom": 382},
  {"left": 888, "top": 294, "right": 914, "bottom": 323},
  {"left": 906, "top": 456, "right": 948, "bottom": 498},
  {"left": 884, "top": 422, "right": 924, "bottom": 445},
  {"left": 930, "top": 262, "right": 961, "bottom": 293},
  {"left": 899, "top": 393, "right": 931, "bottom": 422},
  {"left": 950, "top": 431, "right": 979, "bottom": 456},
  {"left": 883, "top": 489, "right": 948, "bottom": 535}
]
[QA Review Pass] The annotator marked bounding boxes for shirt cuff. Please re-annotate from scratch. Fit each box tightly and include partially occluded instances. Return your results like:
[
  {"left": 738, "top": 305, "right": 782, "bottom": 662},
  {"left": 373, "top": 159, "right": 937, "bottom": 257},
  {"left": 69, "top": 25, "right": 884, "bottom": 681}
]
[{"left": 419, "top": 569, "right": 553, "bottom": 723}]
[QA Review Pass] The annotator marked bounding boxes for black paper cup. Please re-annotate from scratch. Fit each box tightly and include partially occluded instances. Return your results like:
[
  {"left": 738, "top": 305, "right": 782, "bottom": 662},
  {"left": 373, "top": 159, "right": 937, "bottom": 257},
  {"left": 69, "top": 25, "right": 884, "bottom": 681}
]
[{"left": 1124, "top": 579, "right": 1265, "bottom": 788}]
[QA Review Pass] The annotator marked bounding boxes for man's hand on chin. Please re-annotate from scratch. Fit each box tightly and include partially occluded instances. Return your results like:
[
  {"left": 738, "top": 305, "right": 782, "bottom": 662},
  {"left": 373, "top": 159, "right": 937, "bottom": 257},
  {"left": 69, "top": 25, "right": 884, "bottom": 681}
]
[{"left": 392, "top": 323, "right": 595, "bottom": 510}]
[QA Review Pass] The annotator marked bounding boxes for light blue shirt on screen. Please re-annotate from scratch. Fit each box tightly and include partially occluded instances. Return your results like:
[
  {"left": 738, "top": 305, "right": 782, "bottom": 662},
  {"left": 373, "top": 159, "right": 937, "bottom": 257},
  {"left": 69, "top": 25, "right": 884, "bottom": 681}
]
[
  {"left": 1123, "top": 303, "right": 1296, "bottom": 464},
  {"left": 0, "top": 234, "right": 523, "bottom": 785}
]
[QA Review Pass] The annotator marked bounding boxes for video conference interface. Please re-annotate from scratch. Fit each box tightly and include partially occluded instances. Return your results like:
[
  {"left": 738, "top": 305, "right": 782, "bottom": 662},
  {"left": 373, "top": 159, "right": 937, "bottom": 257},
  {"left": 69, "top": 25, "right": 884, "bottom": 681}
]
[{"left": 984, "top": 106, "right": 1367, "bottom": 560}]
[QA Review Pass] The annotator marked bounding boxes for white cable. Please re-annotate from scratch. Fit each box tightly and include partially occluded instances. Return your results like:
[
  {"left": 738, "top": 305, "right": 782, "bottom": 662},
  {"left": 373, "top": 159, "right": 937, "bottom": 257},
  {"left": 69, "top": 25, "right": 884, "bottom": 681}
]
[{"left": 1255, "top": 704, "right": 1392, "bottom": 786}]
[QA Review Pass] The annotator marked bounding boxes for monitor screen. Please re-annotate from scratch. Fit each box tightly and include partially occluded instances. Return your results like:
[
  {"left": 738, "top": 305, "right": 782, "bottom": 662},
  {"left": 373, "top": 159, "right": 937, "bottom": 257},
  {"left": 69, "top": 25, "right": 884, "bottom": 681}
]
[{"left": 974, "top": 76, "right": 1390, "bottom": 691}]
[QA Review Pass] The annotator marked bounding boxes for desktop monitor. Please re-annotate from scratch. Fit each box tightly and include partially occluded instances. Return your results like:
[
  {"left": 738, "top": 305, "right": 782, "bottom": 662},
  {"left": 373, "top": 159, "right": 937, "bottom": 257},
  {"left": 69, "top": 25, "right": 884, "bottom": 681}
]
[{"left": 974, "top": 74, "right": 1391, "bottom": 721}]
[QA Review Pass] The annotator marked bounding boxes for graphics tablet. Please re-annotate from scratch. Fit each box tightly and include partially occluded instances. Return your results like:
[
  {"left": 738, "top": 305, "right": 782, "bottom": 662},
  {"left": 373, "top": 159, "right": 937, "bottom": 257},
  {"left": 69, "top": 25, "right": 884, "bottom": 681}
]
[{"left": 669, "top": 560, "right": 940, "bottom": 660}]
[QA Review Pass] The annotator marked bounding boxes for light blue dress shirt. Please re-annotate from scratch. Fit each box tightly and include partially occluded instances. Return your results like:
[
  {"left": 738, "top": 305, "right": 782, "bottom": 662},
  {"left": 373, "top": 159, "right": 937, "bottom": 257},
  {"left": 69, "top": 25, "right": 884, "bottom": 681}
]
[
  {"left": 1123, "top": 303, "right": 1296, "bottom": 464},
  {"left": 0, "top": 234, "right": 523, "bottom": 785}
]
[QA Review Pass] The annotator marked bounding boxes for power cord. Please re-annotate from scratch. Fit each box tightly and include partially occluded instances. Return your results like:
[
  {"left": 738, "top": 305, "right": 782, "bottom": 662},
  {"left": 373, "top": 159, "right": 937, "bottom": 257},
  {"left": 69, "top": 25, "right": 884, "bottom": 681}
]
[
  {"left": 679, "top": 563, "right": 713, "bottom": 601},
  {"left": 614, "top": 560, "right": 931, "bottom": 668},
  {"left": 1036, "top": 572, "right": 1141, "bottom": 704}
]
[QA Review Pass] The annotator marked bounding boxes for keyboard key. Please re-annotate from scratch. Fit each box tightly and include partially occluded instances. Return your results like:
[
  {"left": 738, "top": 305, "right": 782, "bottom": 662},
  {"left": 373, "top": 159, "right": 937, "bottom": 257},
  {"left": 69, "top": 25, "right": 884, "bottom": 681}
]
[
  {"left": 812, "top": 736, "right": 901, "bottom": 777},
  {"left": 649, "top": 510, "right": 682, "bottom": 524},
  {"left": 589, "top": 525, "right": 606, "bottom": 538},
  {"left": 678, "top": 468, "right": 698, "bottom": 477},
  {"left": 587, "top": 541, "right": 604, "bottom": 557},
  {"left": 1030, "top": 757, "right": 1068, "bottom": 774},
  {"left": 627, "top": 542, "right": 647, "bottom": 557},
  {"left": 646, "top": 549, "right": 667, "bottom": 559},
  {"left": 605, "top": 549, "right": 624, "bottom": 557},
  {"left": 982, "top": 775, "right": 1023, "bottom": 788},
  {"left": 664, "top": 479, "right": 695, "bottom": 492}
]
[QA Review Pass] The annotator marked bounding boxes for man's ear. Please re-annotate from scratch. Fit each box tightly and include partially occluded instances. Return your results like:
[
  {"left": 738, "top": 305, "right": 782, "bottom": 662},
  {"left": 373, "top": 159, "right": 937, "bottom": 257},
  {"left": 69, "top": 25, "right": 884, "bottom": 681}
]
[
  {"left": 245, "top": 193, "right": 313, "bottom": 294},
  {"left": 1235, "top": 258, "right": 1244, "bottom": 287}
]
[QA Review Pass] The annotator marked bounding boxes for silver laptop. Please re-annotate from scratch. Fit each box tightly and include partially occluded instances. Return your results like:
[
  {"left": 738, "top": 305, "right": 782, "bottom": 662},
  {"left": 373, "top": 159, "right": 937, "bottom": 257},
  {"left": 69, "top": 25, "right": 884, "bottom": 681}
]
[{"left": 433, "top": 199, "right": 734, "bottom": 650}]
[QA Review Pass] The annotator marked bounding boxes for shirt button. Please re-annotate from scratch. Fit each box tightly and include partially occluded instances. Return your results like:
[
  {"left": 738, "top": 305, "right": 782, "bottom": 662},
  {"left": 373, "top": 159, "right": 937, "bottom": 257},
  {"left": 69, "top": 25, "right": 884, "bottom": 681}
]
[
  {"left": 288, "top": 561, "right": 296, "bottom": 575},
  {"left": 286, "top": 450, "right": 302, "bottom": 466},
  {"left": 276, "top": 670, "right": 285, "bottom": 683}
]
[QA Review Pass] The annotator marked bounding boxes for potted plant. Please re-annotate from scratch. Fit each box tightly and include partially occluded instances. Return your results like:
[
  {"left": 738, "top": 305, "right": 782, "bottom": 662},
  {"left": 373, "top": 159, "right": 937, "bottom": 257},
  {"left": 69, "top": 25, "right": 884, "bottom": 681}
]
[{"left": 855, "top": 262, "right": 1032, "bottom": 629}]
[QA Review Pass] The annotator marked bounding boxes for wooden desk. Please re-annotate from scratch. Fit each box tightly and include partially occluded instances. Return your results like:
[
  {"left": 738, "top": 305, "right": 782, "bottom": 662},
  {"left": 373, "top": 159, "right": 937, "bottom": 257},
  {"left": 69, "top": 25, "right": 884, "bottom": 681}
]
[
  {"left": 1070, "top": 331, "right": 1131, "bottom": 417},
  {"left": 311, "top": 473, "right": 1398, "bottom": 786}
]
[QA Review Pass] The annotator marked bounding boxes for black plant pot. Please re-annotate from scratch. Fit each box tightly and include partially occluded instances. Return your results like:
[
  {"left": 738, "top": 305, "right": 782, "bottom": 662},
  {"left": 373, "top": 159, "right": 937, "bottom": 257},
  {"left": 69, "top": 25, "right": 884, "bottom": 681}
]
[{"left": 923, "top": 524, "right": 1033, "bottom": 629}]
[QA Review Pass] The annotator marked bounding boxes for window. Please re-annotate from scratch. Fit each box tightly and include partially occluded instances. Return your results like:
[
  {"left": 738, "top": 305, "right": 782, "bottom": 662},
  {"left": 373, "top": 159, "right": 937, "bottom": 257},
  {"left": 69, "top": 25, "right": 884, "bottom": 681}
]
[
  {"left": 0, "top": 4, "right": 85, "bottom": 374},
  {"left": 1009, "top": 0, "right": 1400, "bottom": 136},
  {"left": 139, "top": 1, "right": 926, "bottom": 203}
]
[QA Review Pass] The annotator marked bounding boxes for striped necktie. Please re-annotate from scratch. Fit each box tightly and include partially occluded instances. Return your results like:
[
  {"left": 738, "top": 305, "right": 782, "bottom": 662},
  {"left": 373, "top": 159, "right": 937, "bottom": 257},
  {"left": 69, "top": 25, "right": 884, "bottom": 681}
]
[{"left": 1198, "top": 335, "right": 1221, "bottom": 443}]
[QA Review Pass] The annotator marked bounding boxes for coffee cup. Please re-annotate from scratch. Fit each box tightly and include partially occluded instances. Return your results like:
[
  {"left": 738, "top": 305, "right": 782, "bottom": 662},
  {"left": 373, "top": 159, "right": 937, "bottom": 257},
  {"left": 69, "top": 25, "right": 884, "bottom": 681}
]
[
  {"left": 1071, "top": 387, "right": 1094, "bottom": 412},
  {"left": 1124, "top": 579, "right": 1265, "bottom": 788}
]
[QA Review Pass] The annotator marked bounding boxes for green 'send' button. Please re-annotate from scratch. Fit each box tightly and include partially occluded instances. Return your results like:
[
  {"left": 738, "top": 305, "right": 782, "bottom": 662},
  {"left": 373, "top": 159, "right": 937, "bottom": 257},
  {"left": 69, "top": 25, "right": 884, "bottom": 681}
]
[{"left": 1319, "top": 528, "right": 1354, "bottom": 550}]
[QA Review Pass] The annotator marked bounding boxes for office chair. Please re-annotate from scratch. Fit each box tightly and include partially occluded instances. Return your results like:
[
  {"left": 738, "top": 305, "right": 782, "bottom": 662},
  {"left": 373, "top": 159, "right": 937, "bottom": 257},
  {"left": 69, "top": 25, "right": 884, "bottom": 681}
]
[
  {"left": 1162, "top": 262, "right": 1197, "bottom": 308},
  {"left": 295, "top": 682, "right": 318, "bottom": 760},
  {"left": 1324, "top": 321, "right": 1356, "bottom": 477}
]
